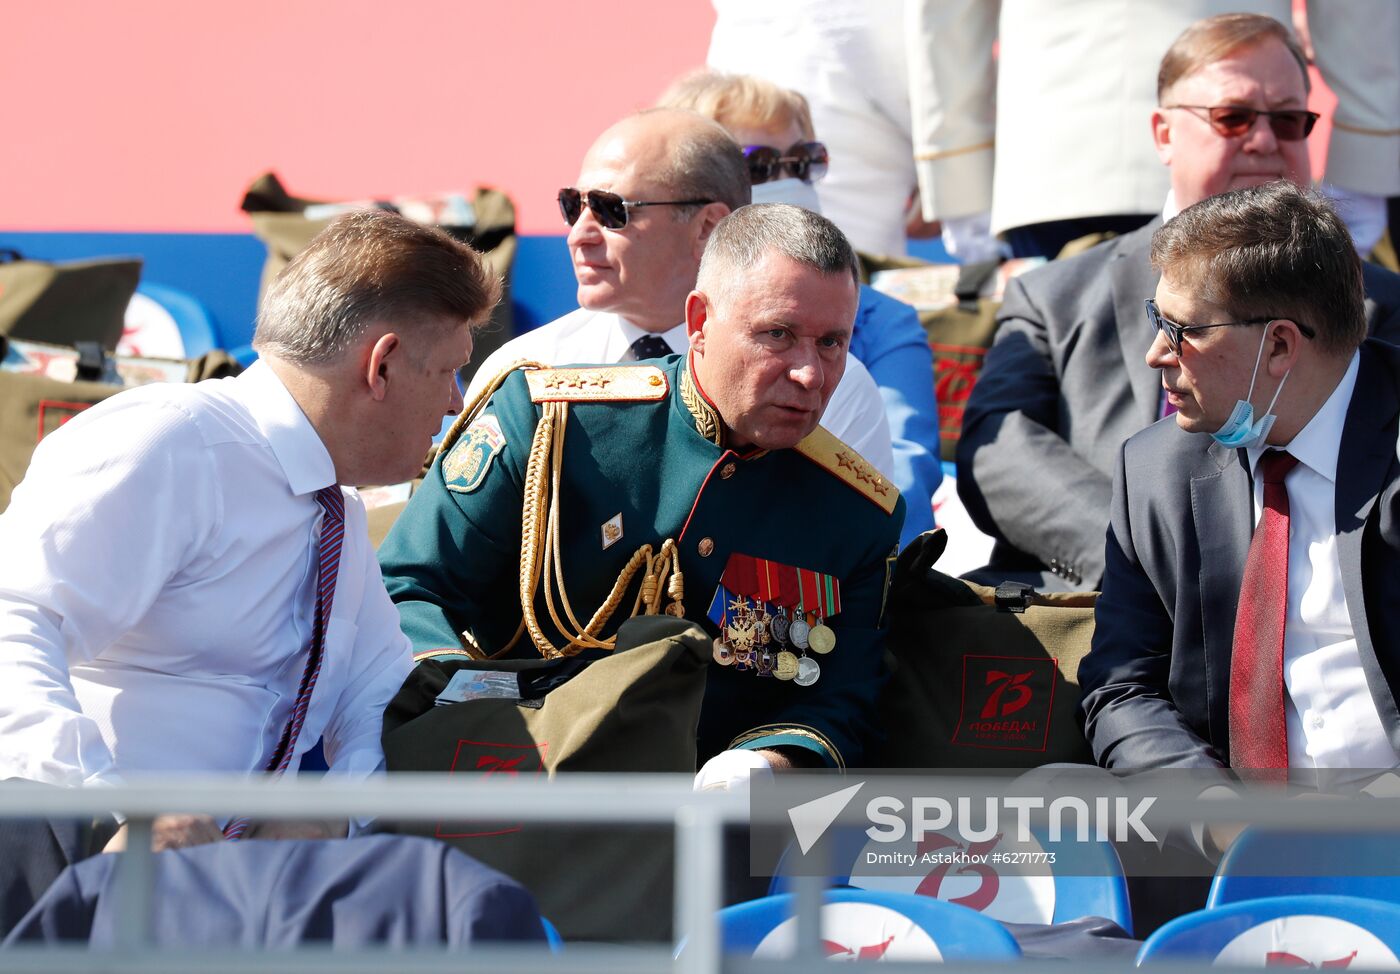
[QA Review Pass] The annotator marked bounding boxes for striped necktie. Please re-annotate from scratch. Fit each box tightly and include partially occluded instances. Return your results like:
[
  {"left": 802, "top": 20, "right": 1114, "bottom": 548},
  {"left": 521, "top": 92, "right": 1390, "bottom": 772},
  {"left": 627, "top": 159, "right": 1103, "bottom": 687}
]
[{"left": 225, "top": 485, "right": 345, "bottom": 839}]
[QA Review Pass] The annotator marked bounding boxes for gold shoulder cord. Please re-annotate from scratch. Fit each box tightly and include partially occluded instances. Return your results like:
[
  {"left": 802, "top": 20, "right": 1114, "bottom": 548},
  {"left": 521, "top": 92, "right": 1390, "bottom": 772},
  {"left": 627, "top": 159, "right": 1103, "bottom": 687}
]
[
  {"left": 443, "top": 360, "right": 546, "bottom": 661},
  {"left": 518, "top": 401, "right": 686, "bottom": 659},
  {"left": 445, "top": 360, "right": 686, "bottom": 659},
  {"left": 440, "top": 359, "right": 544, "bottom": 455}
]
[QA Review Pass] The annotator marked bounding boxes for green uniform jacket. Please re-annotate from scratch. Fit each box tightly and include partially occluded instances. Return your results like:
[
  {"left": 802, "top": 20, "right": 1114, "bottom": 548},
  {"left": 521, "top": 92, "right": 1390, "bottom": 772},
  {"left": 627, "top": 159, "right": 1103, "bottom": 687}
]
[{"left": 378, "top": 355, "right": 905, "bottom": 768}]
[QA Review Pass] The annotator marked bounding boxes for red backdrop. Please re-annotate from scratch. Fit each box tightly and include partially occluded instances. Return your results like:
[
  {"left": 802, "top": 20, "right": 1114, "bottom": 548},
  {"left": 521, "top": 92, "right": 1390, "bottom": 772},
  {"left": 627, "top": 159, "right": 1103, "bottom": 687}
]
[
  {"left": 1, "top": 1, "right": 716, "bottom": 235},
  {"left": 2, "top": 2, "right": 1335, "bottom": 237}
]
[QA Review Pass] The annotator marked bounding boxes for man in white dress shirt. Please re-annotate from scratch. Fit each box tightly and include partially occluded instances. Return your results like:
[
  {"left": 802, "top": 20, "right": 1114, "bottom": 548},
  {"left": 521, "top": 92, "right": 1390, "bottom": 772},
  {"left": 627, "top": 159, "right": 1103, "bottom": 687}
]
[
  {"left": 0, "top": 210, "right": 499, "bottom": 855},
  {"left": 466, "top": 108, "right": 896, "bottom": 479}
]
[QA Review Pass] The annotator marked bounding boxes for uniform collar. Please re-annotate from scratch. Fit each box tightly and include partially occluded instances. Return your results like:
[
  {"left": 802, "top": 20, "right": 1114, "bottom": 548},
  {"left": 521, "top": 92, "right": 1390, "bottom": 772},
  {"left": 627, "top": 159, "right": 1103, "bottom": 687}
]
[
  {"left": 680, "top": 352, "right": 725, "bottom": 447},
  {"left": 677, "top": 355, "right": 773, "bottom": 460},
  {"left": 236, "top": 360, "right": 337, "bottom": 496}
]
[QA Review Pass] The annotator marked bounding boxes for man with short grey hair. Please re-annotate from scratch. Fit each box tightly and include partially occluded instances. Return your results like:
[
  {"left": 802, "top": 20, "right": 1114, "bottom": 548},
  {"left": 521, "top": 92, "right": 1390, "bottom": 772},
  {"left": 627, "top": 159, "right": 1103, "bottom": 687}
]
[
  {"left": 465, "top": 107, "right": 896, "bottom": 479},
  {"left": 382, "top": 203, "right": 905, "bottom": 788},
  {"left": 0, "top": 210, "right": 499, "bottom": 859}
]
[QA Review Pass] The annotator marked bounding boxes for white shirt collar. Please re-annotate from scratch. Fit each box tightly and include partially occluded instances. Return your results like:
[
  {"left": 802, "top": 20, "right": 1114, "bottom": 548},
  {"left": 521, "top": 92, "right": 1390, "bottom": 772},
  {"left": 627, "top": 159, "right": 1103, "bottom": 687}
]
[
  {"left": 1248, "top": 351, "right": 1360, "bottom": 484},
  {"left": 235, "top": 361, "right": 337, "bottom": 495},
  {"left": 1162, "top": 190, "right": 1179, "bottom": 223}
]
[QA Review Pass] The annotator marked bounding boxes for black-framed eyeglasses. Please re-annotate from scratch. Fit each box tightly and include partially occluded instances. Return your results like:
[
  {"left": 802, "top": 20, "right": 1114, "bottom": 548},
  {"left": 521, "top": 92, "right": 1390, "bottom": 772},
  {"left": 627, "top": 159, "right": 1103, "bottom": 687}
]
[
  {"left": 1145, "top": 299, "right": 1315, "bottom": 355},
  {"left": 1164, "top": 104, "right": 1320, "bottom": 142},
  {"left": 557, "top": 187, "right": 712, "bottom": 230},
  {"left": 742, "top": 141, "right": 829, "bottom": 185}
]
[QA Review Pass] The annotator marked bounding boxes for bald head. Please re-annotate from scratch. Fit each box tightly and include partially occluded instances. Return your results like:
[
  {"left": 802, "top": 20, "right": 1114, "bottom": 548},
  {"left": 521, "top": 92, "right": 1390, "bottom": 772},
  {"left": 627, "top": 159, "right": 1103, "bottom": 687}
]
[
  {"left": 565, "top": 109, "right": 751, "bottom": 334},
  {"left": 584, "top": 109, "right": 750, "bottom": 214}
]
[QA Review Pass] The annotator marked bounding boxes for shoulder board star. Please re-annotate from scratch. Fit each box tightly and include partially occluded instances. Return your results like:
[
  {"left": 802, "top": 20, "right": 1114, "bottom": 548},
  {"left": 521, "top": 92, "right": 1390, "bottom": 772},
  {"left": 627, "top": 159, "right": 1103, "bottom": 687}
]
[
  {"left": 527, "top": 365, "right": 668, "bottom": 403},
  {"left": 794, "top": 427, "right": 899, "bottom": 515}
]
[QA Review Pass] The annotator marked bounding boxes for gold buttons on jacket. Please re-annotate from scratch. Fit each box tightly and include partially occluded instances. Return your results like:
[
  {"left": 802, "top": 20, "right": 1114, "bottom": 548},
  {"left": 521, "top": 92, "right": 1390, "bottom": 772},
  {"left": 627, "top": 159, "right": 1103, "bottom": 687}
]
[
  {"left": 720, "top": 462, "right": 737, "bottom": 480},
  {"left": 698, "top": 537, "right": 715, "bottom": 557}
]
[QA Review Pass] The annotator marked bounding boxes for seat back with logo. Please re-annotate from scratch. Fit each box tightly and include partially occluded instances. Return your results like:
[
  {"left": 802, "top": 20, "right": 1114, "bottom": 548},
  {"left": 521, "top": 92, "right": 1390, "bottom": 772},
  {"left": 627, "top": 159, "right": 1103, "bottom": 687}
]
[
  {"left": 768, "top": 823, "right": 1130, "bottom": 932},
  {"left": 1210, "top": 831, "right": 1400, "bottom": 910},
  {"left": 717, "top": 889, "right": 1021, "bottom": 961},
  {"left": 861, "top": 254, "right": 1045, "bottom": 462},
  {"left": 1138, "top": 895, "right": 1400, "bottom": 967}
]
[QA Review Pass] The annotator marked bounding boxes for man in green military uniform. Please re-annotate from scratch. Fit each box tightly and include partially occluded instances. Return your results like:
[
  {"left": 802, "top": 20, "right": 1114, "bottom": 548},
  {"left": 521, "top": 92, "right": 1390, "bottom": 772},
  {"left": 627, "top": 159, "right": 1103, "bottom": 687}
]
[{"left": 379, "top": 203, "right": 905, "bottom": 779}]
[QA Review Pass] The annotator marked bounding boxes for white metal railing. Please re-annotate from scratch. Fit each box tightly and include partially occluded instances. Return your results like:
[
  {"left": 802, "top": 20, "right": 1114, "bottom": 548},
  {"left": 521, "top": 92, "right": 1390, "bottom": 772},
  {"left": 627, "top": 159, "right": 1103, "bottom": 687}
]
[{"left": 0, "top": 772, "right": 1397, "bottom": 973}]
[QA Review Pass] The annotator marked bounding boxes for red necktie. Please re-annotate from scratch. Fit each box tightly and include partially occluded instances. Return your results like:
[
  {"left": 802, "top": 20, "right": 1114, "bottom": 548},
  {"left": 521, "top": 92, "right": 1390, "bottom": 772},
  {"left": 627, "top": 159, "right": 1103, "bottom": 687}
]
[
  {"left": 225, "top": 485, "right": 345, "bottom": 839},
  {"left": 1228, "top": 450, "right": 1299, "bottom": 775}
]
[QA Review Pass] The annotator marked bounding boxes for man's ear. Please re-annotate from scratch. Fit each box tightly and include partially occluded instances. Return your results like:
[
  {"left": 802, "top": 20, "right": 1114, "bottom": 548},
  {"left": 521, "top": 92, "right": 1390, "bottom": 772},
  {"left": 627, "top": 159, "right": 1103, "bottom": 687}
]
[
  {"left": 684, "top": 290, "right": 709, "bottom": 354},
  {"left": 1264, "top": 320, "right": 1305, "bottom": 377},
  {"left": 1151, "top": 107, "right": 1174, "bottom": 166},
  {"left": 691, "top": 203, "right": 731, "bottom": 261},
  {"left": 364, "top": 332, "right": 401, "bottom": 401}
]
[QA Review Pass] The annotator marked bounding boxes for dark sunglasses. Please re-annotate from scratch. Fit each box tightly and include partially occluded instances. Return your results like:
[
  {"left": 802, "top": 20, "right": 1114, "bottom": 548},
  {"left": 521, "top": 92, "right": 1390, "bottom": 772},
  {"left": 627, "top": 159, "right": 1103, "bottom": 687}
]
[
  {"left": 1145, "top": 298, "right": 1315, "bottom": 355},
  {"left": 557, "top": 187, "right": 712, "bottom": 230},
  {"left": 742, "top": 141, "right": 829, "bottom": 185},
  {"left": 1165, "top": 104, "right": 1320, "bottom": 142}
]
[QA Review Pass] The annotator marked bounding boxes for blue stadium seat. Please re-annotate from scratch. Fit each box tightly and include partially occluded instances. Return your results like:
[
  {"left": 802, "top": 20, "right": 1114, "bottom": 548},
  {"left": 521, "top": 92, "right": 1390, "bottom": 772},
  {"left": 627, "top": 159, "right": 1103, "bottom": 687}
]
[
  {"left": 130, "top": 281, "right": 222, "bottom": 358},
  {"left": 769, "top": 824, "right": 1132, "bottom": 933},
  {"left": 1138, "top": 895, "right": 1400, "bottom": 966},
  {"left": 718, "top": 889, "right": 1021, "bottom": 962},
  {"left": 1210, "top": 830, "right": 1400, "bottom": 909}
]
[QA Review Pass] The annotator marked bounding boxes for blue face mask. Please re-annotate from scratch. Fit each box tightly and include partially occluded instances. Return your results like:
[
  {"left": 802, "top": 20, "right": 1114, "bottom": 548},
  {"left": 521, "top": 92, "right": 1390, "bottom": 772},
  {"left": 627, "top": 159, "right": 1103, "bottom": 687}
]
[{"left": 1211, "top": 325, "right": 1289, "bottom": 449}]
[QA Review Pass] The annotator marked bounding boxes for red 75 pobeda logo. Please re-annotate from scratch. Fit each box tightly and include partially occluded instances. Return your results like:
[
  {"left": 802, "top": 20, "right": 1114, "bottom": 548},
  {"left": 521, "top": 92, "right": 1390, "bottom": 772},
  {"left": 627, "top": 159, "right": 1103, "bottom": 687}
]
[
  {"left": 823, "top": 935, "right": 896, "bottom": 960},
  {"left": 435, "top": 739, "right": 547, "bottom": 839},
  {"left": 953, "top": 655, "right": 1057, "bottom": 752}
]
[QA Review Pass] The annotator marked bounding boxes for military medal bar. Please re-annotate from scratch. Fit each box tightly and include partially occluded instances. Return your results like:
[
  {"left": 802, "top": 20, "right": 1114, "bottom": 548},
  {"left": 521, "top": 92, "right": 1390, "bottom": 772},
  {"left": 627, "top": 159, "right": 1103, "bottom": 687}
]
[{"left": 707, "top": 553, "right": 842, "bottom": 686}]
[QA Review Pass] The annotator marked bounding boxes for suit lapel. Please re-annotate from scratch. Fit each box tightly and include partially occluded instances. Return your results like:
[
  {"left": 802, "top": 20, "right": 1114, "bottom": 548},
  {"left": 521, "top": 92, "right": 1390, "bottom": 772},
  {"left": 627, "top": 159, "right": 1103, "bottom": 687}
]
[
  {"left": 1109, "top": 220, "right": 1166, "bottom": 426},
  {"left": 1335, "top": 345, "right": 1400, "bottom": 751},
  {"left": 1190, "top": 439, "right": 1254, "bottom": 752}
]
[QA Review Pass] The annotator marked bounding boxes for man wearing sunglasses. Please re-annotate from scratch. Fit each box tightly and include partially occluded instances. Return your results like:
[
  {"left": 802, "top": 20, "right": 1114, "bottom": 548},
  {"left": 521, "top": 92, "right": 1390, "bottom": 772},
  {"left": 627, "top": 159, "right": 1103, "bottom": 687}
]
[
  {"left": 1081, "top": 180, "right": 1400, "bottom": 783},
  {"left": 957, "top": 12, "right": 1400, "bottom": 594},
  {"left": 465, "top": 109, "right": 895, "bottom": 480}
]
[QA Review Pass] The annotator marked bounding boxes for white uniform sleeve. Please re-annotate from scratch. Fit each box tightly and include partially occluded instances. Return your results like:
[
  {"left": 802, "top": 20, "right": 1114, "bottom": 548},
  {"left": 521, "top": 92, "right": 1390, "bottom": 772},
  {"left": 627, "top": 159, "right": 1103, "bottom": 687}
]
[
  {"left": 1308, "top": 0, "right": 1400, "bottom": 198},
  {"left": 907, "top": 0, "right": 1000, "bottom": 222}
]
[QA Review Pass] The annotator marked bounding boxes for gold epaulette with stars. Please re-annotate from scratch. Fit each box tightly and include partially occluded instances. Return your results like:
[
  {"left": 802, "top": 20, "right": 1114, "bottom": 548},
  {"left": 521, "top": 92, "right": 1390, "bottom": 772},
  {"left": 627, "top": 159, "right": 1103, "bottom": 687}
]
[
  {"left": 794, "top": 426, "right": 899, "bottom": 515},
  {"left": 526, "top": 365, "right": 670, "bottom": 403}
]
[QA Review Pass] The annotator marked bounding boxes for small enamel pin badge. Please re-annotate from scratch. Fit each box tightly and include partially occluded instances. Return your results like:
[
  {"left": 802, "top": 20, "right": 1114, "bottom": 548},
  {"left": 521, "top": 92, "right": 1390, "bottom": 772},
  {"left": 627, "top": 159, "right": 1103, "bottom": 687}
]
[{"left": 601, "top": 513, "right": 624, "bottom": 550}]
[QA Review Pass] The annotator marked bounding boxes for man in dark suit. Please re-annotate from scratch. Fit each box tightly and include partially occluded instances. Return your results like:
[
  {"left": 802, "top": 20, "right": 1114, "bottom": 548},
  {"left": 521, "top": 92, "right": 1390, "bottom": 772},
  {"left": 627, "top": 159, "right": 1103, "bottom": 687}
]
[
  {"left": 1079, "top": 180, "right": 1400, "bottom": 776},
  {"left": 957, "top": 12, "right": 1400, "bottom": 591}
]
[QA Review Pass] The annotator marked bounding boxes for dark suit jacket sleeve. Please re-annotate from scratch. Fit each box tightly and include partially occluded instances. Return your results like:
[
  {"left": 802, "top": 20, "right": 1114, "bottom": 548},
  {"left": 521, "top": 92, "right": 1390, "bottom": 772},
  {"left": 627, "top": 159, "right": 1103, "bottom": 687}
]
[
  {"left": 1078, "top": 439, "right": 1226, "bottom": 770},
  {"left": 956, "top": 274, "right": 1115, "bottom": 584}
]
